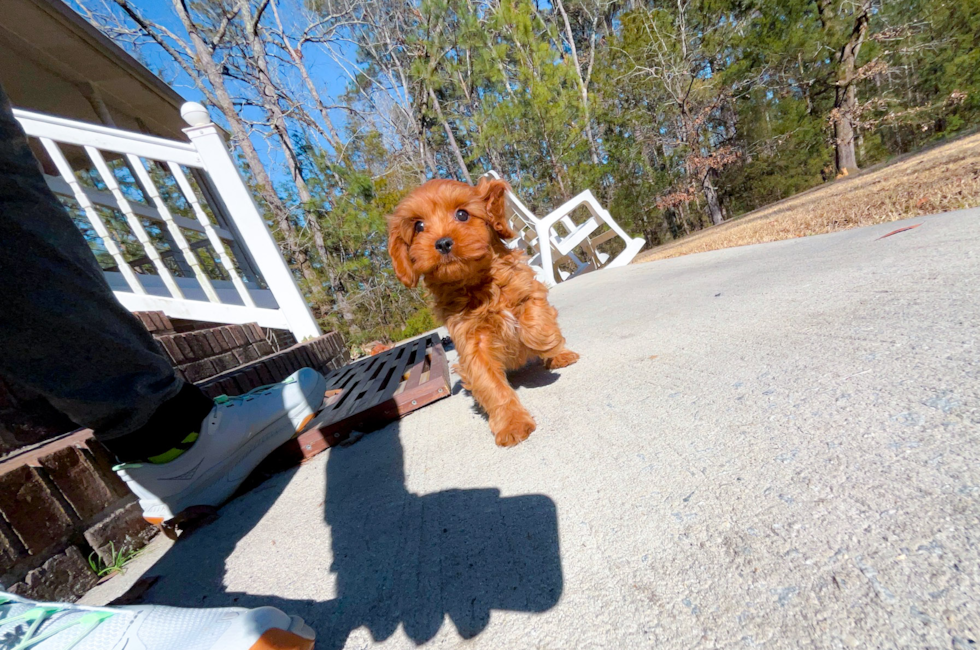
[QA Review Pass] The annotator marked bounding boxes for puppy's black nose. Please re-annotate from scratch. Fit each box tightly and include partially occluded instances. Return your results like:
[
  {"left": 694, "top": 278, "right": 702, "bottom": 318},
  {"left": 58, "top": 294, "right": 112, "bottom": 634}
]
[{"left": 435, "top": 237, "right": 454, "bottom": 254}]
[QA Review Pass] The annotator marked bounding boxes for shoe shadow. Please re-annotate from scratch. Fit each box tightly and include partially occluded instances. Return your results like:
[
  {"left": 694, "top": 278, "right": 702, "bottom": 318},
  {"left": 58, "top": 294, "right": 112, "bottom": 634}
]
[{"left": 137, "top": 418, "right": 563, "bottom": 648}]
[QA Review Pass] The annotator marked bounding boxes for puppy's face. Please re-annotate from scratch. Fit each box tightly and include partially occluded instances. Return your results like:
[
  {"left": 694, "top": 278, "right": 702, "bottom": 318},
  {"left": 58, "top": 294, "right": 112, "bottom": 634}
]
[{"left": 387, "top": 178, "right": 515, "bottom": 287}]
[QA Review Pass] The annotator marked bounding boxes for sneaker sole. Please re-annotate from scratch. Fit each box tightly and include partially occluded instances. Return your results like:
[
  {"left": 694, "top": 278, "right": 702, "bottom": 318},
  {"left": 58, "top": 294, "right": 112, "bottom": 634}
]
[
  {"left": 249, "top": 615, "right": 315, "bottom": 650},
  {"left": 250, "top": 630, "right": 314, "bottom": 650}
]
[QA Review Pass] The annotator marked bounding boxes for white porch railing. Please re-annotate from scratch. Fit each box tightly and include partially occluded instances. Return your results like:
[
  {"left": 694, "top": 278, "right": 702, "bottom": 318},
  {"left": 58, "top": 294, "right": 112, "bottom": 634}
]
[{"left": 13, "top": 103, "right": 320, "bottom": 340}]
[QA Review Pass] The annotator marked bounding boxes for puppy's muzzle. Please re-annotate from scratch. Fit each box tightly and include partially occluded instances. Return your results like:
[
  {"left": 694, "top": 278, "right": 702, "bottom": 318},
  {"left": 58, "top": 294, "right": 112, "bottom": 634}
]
[{"left": 435, "top": 237, "right": 454, "bottom": 255}]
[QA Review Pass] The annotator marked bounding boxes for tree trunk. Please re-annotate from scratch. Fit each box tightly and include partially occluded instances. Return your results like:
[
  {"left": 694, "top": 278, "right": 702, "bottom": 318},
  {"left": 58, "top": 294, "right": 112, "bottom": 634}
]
[
  {"left": 833, "top": 83, "right": 860, "bottom": 174},
  {"left": 831, "top": 3, "right": 870, "bottom": 175},
  {"left": 328, "top": 270, "right": 359, "bottom": 333},
  {"left": 245, "top": 1, "right": 354, "bottom": 322},
  {"left": 270, "top": 0, "right": 345, "bottom": 158},
  {"left": 680, "top": 105, "right": 724, "bottom": 226},
  {"left": 677, "top": 203, "right": 691, "bottom": 235},
  {"left": 237, "top": 0, "right": 327, "bottom": 263},
  {"left": 554, "top": 0, "right": 600, "bottom": 166},
  {"left": 421, "top": 137, "right": 439, "bottom": 178},
  {"left": 427, "top": 85, "right": 472, "bottom": 183},
  {"left": 701, "top": 173, "right": 724, "bottom": 226}
]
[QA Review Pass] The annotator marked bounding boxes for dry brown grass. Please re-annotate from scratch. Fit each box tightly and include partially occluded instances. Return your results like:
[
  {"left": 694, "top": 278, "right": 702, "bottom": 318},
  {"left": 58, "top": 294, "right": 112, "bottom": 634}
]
[{"left": 635, "top": 132, "right": 980, "bottom": 263}]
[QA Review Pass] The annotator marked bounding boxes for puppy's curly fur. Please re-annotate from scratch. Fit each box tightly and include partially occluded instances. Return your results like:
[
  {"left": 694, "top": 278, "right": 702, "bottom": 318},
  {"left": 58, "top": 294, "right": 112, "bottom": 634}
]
[{"left": 388, "top": 177, "right": 578, "bottom": 447}]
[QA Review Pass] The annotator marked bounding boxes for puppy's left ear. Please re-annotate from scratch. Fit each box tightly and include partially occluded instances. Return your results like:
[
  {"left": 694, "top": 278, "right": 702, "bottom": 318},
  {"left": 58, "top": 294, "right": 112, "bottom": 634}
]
[{"left": 476, "top": 177, "right": 516, "bottom": 240}]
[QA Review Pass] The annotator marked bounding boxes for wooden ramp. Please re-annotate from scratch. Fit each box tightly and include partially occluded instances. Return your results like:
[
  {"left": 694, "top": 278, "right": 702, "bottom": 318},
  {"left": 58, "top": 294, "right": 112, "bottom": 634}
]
[{"left": 272, "top": 333, "right": 451, "bottom": 466}]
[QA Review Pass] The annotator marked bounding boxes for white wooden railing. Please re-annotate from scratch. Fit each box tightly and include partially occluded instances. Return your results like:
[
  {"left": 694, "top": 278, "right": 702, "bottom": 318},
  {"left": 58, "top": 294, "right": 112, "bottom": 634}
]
[{"left": 13, "top": 103, "right": 320, "bottom": 340}]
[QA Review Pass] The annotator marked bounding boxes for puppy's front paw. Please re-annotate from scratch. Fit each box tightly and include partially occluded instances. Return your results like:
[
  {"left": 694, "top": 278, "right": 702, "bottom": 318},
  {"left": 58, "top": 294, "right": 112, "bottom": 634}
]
[
  {"left": 493, "top": 409, "right": 536, "bottom": 447},
  {"left": 545, "top": 349, "right": 580, "bottom": 370}
]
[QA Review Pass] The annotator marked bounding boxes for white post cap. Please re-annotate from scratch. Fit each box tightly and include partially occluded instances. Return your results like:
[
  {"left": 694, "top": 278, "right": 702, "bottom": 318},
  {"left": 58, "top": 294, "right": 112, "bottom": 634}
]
[{"left": 180, "top": 102, "right": 212, "bottom": 127}]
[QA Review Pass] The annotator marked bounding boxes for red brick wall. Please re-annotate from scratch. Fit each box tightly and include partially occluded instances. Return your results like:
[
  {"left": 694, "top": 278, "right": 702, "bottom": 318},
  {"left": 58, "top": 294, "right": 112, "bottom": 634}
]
[
  {"left": 196, "top": 331, "right": 348, "bottom": 399},
  {"left": 158, "top": 323, "right": 269, "bottom": 381},
  {"left": 0, "top": 438, "right": 151, "bottom": 601}
]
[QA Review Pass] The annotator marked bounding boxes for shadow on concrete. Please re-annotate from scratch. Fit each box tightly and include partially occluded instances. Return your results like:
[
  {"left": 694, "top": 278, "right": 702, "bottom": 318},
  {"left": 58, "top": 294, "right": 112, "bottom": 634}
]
[
  {"left": 508, "top": 363, "right": 563, "bottom": 390},
  {"left": 452, "top": 360, "right": 562, "bottom": 397},
  {"left": 456, "top": 363, "right": 562, "bottom": 432},
  {"left": 321, "top": 425, "right": 562, "bottom": 645},
  {"left": 138, "top": 413, "right": 562, "bottom": 648}
]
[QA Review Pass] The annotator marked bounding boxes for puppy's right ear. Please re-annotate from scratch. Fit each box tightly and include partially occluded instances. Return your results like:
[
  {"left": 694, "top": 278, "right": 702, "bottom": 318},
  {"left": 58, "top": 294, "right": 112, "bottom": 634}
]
[{"left": 387, "top": 216, "right": 419, "bottom": 288}]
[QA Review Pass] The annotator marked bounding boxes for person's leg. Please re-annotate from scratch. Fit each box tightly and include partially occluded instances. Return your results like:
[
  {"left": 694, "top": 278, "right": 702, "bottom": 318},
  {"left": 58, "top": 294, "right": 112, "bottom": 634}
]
[{"left": 0, "top": 82, "right": 210, "bottom": 462}]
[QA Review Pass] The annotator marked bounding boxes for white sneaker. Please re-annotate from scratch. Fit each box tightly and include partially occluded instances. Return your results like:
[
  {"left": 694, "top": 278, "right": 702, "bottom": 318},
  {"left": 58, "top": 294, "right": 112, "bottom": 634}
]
[
  {"left": 0, "top": 592, "right": 315, "bottom": 650},
  {"left": 115, "top": 368, "right": 326, "bottom": 527}
]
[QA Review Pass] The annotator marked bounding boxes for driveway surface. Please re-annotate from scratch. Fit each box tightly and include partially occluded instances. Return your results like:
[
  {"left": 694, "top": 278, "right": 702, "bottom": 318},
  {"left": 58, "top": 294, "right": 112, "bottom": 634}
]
[{"left": 89, "top": 209, "right": 980, "bottom": 649}]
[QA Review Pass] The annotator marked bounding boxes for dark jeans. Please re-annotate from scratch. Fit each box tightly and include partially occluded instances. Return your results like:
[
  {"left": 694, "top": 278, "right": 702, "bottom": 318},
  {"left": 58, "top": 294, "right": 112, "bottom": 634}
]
[{"left": 0, "top": 83, "right": 211, "bottom": 462}]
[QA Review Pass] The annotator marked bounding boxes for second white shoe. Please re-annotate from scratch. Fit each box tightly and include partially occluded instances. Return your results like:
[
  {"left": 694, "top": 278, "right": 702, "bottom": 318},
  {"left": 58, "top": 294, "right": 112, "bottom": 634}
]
[
  {"left": 0, "top": 592, "right": 316, "bottom": 650},
  {"left": 115, "top": 368, "right": 326, "bottom": 525}
]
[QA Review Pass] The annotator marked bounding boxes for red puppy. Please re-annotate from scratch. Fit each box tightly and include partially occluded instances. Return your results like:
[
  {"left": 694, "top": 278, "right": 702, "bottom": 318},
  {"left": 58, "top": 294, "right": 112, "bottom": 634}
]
[{"left": 387, "top": 177, "right": 579, "bottom": 446}]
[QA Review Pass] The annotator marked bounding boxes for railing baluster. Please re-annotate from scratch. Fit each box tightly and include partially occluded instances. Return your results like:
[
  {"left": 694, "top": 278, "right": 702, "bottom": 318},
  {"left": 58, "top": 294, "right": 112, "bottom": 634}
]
[
  {"left": 190, "top": 168, "right": 263, "bottom": 286},
  {"left": 39, "top": 138, "right": 146, "bottom": 295},
  {"left": 182, "top": 112, "right": 320, "bottom": 339},
  {"left": 85, "top": 147, "right": 184, "bottom": 299},
  {"left": 126, "top": 154, "right": 221, "bottom": 304},
  {"left": 168, "top": 163, "right": 256, "bottom": 308}
]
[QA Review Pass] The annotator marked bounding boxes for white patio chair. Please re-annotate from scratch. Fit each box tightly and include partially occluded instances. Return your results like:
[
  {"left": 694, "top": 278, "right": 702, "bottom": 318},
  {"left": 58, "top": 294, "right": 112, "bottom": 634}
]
[{"left": 484, "top": 171, "right": 646, "bottom": 287}]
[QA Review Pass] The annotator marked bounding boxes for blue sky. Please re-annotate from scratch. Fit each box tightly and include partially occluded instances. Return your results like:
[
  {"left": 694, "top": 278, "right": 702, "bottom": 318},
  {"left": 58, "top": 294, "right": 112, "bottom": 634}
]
[{"left": 68, "top": 0, "right": 358, "bottom": 184}]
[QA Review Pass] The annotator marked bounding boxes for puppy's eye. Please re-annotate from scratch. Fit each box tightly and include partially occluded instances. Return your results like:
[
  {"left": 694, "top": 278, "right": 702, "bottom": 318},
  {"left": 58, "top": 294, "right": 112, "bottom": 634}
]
[
  {"left": 414, "top": 221, "right": 425, "bottom": 233},
  {"left": 455, "top": 209, "right": 469, "bottom": 222}
]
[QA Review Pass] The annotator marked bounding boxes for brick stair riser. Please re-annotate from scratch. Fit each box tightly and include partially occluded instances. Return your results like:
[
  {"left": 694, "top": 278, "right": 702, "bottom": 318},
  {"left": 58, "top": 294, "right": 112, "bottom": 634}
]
[
  {"left": 198, "top": 332, "right": 348, "bottom": 397},
  {"left": 132, "top": 311, "right": 174, "bottom": 336},
  {"left": 154, "top": 323, "right": 278, "bottom": 385}
]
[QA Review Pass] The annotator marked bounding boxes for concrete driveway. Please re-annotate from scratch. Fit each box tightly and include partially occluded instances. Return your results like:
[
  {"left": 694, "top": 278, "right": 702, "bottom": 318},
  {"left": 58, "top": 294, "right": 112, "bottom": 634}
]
[{"left": 93, "top": 208, "right": 980, "bottom": 648}]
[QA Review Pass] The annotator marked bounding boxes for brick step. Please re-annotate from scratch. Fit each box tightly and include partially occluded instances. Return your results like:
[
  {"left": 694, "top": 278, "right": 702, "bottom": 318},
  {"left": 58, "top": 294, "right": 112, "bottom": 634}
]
[
  {"left": 134, "top": 311, "right": 298, "bottom": 385},
  {"left": 156, "top": 322, "right": 275, "bottom": 383},
  {"left": 0, "top": 436, "right": 152, "bottom": 601},
  {"left": 131, "top": 311, "right": 175, "bottom": 336},
  {"left": 2, "top": 315, "right": 301, "bottom": 458},
  {"left": 134, "top": 311, "right": 296, "bottom": 345},
  {"left": 196, "top": 331, "right": 347, "bottom": 398},
  {"left": 135, "top": 311, "right": 297, "bottom": 348}
]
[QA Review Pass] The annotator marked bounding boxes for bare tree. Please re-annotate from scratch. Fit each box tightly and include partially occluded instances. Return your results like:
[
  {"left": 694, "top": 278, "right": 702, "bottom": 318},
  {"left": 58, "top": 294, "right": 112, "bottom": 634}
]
[
  {"left": 267, "top": 0, "right": 352, "bottom": 158},
  {"left": 322, "top": 0, "right": 436, "bottom": 178},
  {"left": 80, "top": 0, "right": 320, "bottom": 282},
  {"left": 553, "top": 0, "right": 606, "bottom": 165},
  {"left": 232, "top": 0, "right": 333, "bottom": 269},
  {"left": 616, "top": 3, "right": 743, "bottom": 225}
]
